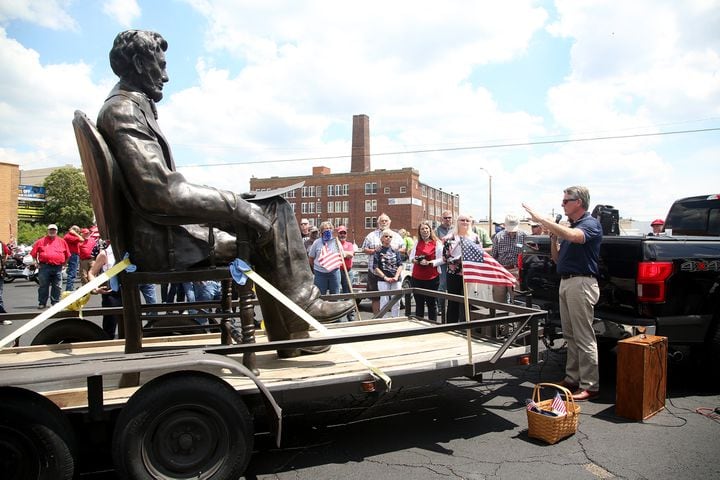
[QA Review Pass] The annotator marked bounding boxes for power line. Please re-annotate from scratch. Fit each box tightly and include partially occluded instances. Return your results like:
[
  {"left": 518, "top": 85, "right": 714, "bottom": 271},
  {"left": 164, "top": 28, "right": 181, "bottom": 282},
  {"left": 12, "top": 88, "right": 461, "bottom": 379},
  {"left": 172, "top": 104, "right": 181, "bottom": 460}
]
[{"left": 180, "top": 126, "right": 719, "bottom": 168}]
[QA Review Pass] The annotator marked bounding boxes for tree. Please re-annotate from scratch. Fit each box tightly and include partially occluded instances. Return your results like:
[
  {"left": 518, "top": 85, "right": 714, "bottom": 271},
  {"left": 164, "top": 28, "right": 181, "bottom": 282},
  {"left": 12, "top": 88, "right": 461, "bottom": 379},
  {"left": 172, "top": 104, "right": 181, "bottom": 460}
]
[
  {"left": 43, "top": 167, "right": 94, "bottom": 230},
  {"left": 17, "top": 221, "right": 48, "bottom": 246}
]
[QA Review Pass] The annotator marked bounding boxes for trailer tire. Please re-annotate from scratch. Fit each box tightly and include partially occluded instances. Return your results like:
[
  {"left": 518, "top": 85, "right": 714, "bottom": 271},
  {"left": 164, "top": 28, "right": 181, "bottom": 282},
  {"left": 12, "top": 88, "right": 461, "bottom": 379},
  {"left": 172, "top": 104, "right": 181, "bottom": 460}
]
[
  {"left": 144, "top": 317, "right": 207, "bottom": 336},
  {"left": 31, "top": 318, "right": 110, "bottom": 345},
  {"left": 0, "top": 387, "right": 75, "bottom": 480},
  {"left": 112, "top": 371, "right": 253, "bottom": 480}
]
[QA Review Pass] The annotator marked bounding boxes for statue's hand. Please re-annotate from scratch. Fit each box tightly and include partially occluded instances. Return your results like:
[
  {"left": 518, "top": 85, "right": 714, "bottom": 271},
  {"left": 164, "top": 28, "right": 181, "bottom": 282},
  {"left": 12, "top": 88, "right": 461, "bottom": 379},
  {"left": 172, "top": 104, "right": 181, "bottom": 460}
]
[{"left": 240, "top": 192, "right": 256, "bottom": 200}]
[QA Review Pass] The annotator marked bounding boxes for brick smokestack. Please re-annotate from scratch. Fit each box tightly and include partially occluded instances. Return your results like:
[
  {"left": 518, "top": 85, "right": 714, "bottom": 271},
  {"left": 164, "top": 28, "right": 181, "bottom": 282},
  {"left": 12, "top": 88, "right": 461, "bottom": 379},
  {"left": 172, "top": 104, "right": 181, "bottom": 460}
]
[{"left": 351, "top": 114, "right": 370, "bottom": 173}]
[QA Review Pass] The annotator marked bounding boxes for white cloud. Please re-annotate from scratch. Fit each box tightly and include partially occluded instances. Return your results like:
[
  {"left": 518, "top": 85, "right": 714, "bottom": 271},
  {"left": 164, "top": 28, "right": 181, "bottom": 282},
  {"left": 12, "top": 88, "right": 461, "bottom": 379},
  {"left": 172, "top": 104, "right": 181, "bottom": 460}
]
[
  {"left": 0, "top": 0, "right": 77, "bottom": 30},
  {"left": 102, "top": 0, "right": 141, "bottom": 28},
  {"left": 0, "top": 27, "right": 113, "bottom": 169},
  {"left": 1, "top": 0, "right": 718, "bottom": 224}
]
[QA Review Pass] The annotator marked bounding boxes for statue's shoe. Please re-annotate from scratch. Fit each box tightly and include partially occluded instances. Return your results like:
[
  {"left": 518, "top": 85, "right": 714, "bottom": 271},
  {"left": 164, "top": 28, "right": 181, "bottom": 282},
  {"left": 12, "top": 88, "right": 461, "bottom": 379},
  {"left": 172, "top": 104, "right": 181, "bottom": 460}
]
[{"left": 304, "top": 297, "right": 355, "bottom": 322}]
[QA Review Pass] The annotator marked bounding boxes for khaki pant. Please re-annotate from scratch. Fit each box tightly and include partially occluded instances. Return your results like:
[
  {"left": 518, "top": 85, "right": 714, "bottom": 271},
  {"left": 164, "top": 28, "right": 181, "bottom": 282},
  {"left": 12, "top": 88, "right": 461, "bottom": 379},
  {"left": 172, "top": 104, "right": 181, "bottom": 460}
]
[{"left": 559, "top": 276, "right": 600, "bottom": 391}]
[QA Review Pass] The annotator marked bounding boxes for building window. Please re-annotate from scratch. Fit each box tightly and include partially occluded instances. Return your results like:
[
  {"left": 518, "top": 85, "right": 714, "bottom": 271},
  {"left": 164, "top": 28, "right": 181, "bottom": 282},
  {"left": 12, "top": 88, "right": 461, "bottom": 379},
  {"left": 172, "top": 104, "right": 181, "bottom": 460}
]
[
  {"left": 335, "top": 201, "right": 342, "bottom": 213},
  {"left": 342, "top": 200, "right": 349, "bottom": 212},
  {"left": 429, "top": 189, "right": 434, "bottom": 200},
  {"left": 290, "top": 202, "right": 296, "bottom": 212},
  {"left": 384, "top": 186, "right": 390, "bottom": 194},
  {"left": 365, "top": 182, "right": 377, "bottom": 195},
  {"left": 365, "top": 199, "right": 377, "bottom": 212},
  {"left": 316, "top": 186, "right": 322, "bottom": 198},
  {"left": 399, "top": 186, "right": 406, "bottom": 194},
  {"left": 301, "top": 202, "right": 308, "bottom": 214},
  {"left": 421, "top": 185, "right": 427, "bottom": 197},
  {"left": 342, "top": 184, "right": 349, "bottom": 196},
  {"left": 316, "top": 202, "right": 322, "bottom": 214},
  {"left": 429, "top": 205, "right": 435, "bottom": 217},
  {"left": 327, "top": 185, "right": 334, "bottom": 197},
  {"left": 365, "top": 217, "right": 377, "bottom": 229},
  {"left": 327, "top": 202, "right": 334, "bottom": 213}
]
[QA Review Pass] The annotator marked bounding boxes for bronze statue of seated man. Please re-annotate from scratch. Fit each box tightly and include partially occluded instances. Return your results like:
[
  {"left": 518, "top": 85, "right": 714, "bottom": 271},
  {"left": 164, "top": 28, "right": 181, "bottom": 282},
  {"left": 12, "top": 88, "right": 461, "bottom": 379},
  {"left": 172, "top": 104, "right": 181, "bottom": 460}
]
[{"left": 96, "top": 30, "right": 353, "bottom": 357}]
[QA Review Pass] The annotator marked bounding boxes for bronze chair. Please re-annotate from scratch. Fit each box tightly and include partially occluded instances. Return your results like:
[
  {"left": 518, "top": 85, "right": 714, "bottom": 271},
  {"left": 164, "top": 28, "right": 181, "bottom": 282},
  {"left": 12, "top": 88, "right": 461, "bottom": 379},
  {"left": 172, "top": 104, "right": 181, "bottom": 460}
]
[{"left": 72, "top": 110, "right": 258, "bottom": 383}]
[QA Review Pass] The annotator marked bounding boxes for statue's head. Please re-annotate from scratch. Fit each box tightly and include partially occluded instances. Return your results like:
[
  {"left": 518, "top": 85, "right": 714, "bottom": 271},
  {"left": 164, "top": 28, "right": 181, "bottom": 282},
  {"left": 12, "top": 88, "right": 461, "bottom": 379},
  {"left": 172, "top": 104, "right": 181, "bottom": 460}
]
[{"left": 109, "top": 30, "right": 168, "bottom": 102}]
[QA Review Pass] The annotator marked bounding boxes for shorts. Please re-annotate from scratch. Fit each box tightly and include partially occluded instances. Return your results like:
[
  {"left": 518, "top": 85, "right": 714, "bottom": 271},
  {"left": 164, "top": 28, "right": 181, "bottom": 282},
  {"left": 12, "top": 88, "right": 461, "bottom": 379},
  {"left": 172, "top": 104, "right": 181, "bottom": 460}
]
[{"left": 366, "top": 271, "right": 379, "bottom": 292}]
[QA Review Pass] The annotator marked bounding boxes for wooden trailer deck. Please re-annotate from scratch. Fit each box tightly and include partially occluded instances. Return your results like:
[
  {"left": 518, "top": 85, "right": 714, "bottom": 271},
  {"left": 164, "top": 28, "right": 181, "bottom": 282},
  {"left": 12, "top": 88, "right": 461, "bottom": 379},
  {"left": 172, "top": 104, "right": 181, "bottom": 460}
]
[{"left": 0, "top": 316, "right": 536, "bottom": 411}]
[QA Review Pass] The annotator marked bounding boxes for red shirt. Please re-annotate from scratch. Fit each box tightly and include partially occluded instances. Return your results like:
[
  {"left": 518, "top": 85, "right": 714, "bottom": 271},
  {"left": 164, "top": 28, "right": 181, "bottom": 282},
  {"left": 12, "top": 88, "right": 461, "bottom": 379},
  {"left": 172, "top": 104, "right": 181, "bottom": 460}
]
[
  {"left": 78, "top": 236, "right": 97, "bottom": 260},
  {"left": 31, "top": 235, "right": 70, "bottom": 266},
  {"left": 339, "top": 239, "right": 354, "bottom": 271},
  {"left": 64, "top": 232, "right": 82, "bottom": 255},
  {"left": 412, "top": 239, "right": 440, "bottom": 281}
]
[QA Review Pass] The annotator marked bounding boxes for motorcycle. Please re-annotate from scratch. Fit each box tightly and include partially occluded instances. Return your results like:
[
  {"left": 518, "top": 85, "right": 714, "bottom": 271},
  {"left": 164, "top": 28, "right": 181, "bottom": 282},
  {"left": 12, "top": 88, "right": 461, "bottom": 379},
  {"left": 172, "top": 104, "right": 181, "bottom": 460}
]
[
  {"left": 2, "top": 254, "right": 28, "bottom": 283},
  {"left": 21, "top": 254, "right": 40, "bottom": 284}
]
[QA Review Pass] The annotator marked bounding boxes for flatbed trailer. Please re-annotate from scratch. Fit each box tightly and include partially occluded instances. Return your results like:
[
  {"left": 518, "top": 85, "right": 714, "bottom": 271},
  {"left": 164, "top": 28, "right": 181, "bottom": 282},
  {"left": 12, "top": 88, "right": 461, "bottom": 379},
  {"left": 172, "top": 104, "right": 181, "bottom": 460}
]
[{"left": 0, "top": 290, "right": 543, "bottom": 480}]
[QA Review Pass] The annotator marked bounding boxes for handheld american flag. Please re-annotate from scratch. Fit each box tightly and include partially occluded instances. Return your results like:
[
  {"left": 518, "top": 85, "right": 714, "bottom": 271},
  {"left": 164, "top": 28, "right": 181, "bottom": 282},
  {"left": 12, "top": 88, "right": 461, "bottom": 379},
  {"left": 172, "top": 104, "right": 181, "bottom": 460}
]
[
  {"left": 551, "top": 391, "right": 568, "bottom": 415},
  {"left": 317, "top": 244, "right": 343, "bottom": 271},
  {"left": 459, "top": 238, "right": 516, "bottom": 287}
]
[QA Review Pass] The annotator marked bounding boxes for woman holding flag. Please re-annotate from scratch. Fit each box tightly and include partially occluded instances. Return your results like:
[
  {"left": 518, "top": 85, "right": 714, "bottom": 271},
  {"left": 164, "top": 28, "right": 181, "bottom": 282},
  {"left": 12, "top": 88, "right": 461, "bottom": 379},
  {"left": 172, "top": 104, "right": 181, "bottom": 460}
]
[
  {"left": 308, "top": 221, "right": 344, "bottom": 296},
  {"left": 441, "top": 214, "right": 480, "bottom": 323}
]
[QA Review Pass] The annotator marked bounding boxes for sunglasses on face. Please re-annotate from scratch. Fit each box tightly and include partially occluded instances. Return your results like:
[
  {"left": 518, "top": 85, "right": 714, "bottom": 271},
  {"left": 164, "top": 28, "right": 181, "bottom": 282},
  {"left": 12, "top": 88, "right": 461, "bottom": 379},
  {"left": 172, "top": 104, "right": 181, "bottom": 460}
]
[{"left": 562, "top": 198, "right": 579, "bottom": 205}]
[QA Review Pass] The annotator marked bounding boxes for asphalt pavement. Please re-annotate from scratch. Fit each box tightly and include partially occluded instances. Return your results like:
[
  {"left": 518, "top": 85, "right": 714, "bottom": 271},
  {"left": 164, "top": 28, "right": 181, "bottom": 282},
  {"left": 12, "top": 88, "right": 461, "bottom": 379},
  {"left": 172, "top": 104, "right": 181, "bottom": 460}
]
[{"left": 2, "top": 279, "right": 719, "bottom": 479}]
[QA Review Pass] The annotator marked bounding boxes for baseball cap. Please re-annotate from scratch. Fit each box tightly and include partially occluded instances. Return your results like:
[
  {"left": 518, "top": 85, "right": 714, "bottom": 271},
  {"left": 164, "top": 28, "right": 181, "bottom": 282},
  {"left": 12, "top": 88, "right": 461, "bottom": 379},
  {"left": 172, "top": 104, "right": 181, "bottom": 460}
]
[
  {"left": 337, "top": 225, "right": 347, "bottom": 233},
  {"left": 47, "top": 224, "right": 58, "bottom": 230},
  {"left": 650, "top": 219, "right": 665, "bottom": 226}
]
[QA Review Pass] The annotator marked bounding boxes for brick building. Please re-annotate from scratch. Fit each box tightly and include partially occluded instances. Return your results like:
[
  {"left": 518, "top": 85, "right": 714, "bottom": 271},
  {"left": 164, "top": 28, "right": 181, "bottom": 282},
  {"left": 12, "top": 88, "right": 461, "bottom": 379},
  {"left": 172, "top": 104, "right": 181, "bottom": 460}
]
[
  {"left": 0, "top": 162, "right": 20, "bottom": 242},
  {"left": 249, "top": 115, "right": 459, "bottom": 245}
]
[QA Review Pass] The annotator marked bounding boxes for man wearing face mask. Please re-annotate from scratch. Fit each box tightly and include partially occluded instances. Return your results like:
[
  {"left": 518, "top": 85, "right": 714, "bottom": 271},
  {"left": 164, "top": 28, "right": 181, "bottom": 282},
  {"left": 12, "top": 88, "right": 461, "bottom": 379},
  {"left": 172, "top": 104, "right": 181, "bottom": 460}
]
[{"left": 95, "top": 30, "right": 353, "bottom": 357}]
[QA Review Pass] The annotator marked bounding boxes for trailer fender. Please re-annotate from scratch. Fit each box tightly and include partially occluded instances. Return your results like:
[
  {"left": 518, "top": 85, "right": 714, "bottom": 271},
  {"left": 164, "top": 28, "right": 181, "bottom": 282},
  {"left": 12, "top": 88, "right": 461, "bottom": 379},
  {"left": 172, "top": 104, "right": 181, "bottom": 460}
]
[{"left": 30, "top": 318, "right": 110, "bottom": 345}]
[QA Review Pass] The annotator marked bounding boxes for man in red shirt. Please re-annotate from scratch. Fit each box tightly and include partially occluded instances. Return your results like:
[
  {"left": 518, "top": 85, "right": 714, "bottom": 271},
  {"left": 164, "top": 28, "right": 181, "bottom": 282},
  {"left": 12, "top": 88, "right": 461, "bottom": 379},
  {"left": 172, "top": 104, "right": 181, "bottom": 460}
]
[
  {"left": 63, "top": 225, "right": 83, "bottom": 291},
  {"left": 336, "top": 226, "right": 356, "bottom": 321},
  {"left": 30, "top": 224, "right": 70, "bottom": 308},
  {"left": 78, "top": 227, "right": 97, "bottom": 285},
  {"left": 0, "top": 239, "right": 11, "bottom": 313}
]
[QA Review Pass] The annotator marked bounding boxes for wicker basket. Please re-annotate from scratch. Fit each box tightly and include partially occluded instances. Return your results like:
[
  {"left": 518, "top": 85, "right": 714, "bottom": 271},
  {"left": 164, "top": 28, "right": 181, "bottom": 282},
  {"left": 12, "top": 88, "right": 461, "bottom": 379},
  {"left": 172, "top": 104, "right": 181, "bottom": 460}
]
[{"left": 527, "top": 383, "right": 581, "bottom": 444}]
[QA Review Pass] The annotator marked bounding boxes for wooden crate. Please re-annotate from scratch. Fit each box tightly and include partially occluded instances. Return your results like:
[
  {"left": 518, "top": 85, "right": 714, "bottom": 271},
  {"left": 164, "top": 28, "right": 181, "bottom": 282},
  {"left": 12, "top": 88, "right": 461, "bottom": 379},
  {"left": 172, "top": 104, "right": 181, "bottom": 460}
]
[{"left": 615, "top": 334, "right": 667, "bottom": 420}]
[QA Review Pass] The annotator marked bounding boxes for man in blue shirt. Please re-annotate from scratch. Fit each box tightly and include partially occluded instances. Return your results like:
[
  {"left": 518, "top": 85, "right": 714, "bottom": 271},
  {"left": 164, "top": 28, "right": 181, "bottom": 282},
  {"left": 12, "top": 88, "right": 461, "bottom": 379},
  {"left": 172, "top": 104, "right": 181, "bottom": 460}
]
[{"left": 523, "top": 186, "right": 602, "bottom": 401}]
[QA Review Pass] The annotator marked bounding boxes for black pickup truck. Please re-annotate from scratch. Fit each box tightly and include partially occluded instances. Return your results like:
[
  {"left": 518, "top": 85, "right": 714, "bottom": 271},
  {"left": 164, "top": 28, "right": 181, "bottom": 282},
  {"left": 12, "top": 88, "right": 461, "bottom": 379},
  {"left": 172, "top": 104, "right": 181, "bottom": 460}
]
[{"left": 517, "top": 194, "right": 720, "bottom": 363}]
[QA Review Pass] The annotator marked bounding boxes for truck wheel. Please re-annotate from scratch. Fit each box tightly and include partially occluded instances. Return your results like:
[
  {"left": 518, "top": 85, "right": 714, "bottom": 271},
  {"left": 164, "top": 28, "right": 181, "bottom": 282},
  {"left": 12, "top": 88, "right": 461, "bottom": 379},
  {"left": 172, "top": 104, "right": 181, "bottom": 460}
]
[
  {"left": 31, "top": 318, "right": 110, "bottom": 345},
  {"left": 0, "top": 387, "right": 75, "bottom": 480},
  {"left": 706, "top": 319, "right": 720, "bottom": 366},
  {"left": 112, "top": 371, "right": 254, "bottom": 480}
]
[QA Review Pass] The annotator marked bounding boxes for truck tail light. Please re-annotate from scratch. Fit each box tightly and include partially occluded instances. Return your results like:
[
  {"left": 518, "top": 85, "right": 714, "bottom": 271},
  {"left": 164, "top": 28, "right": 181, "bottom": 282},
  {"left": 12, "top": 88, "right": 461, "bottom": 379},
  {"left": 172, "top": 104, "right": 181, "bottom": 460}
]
[{"left": 637, "top": 261, "right": 674, "bottom": 302}]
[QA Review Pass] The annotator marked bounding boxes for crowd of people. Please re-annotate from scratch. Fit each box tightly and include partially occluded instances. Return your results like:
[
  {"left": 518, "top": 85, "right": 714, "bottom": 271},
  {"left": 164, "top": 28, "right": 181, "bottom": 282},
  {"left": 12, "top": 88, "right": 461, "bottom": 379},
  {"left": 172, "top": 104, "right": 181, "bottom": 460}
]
[{"left": 297, "top": 209, "right": 539, "bottom": 324}]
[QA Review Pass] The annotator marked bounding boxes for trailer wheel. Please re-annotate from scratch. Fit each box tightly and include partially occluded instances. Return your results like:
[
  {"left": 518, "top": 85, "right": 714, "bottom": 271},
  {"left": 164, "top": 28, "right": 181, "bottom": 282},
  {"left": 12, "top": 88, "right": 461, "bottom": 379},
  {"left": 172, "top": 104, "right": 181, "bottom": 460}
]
[
  {"left": 112, "top": 371, "right": 253, "bottom": 480},
  {"left": 144, "top": 317, "right": 207, "bottom": 337},
  {"left": 0, "top": 387, "right": 75, "bottom": 480},
  {"left": 31, "top": 318, "right": 110, "bottom": 345}
]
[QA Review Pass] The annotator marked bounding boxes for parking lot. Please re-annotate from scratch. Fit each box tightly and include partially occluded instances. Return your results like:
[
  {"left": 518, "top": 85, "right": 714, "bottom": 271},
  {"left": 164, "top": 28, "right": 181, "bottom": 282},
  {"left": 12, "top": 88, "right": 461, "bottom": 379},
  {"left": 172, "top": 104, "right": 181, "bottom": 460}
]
[{"left": 2, "top": 279, "right": 719, "bottom": 479}]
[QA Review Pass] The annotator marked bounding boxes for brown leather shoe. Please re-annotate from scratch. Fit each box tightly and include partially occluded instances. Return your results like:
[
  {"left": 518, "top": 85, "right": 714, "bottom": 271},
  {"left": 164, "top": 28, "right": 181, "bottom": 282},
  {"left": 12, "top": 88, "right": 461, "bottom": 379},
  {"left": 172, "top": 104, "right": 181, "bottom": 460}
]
[
  {"left": 572, "top": 389, "right": 599, "bottom": 401},
  {"left": 556, "top": 379, "right": 579, "bottom": 391}
]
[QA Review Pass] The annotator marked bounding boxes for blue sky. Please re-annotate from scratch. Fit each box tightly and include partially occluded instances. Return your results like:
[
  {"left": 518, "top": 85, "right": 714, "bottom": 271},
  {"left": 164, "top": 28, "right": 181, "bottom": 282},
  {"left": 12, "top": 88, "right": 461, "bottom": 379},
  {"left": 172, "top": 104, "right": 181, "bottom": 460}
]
[{"left": 1, "top": 0, "right": 719, "bottom": 227}]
